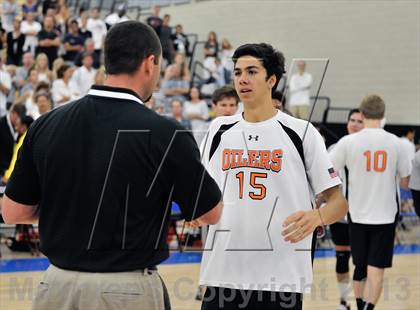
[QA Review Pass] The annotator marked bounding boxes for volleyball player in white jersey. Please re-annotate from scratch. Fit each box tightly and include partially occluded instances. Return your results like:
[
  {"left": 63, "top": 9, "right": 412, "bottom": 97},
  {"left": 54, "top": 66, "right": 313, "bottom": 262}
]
[
  {"left": 329, "top": 108, "right": 364, "bottom": 310},
  {"left": 195, "top": 43, "right": 348, "bottom": 309},
  {"left": 329, "top": 95, "right": 411, "bottom": 310}
]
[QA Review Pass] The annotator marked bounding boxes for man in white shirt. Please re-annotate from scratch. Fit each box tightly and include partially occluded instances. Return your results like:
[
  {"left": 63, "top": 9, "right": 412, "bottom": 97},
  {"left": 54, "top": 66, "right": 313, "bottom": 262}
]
[
  {"left": 409, "top": 150, "right": 420, "bottom": 217},
  {"left": 70, "top": 54, "right": 97, "bottom": 97},
  {"left": 105, "top": 4, "right": 130, "bottom": 28},
  {"left": 288, "top": 61, "right": 312, "bottom": 120},
  {"left": 87, "top": 8, "right": 107, "bottom": 54},
  {"left": 0, "top": 57, "right": 12, "bottom": 117},
  {"left": 328, "top": 108, "right": 364, "bottom": 310},
  {"left": 400, "top": 128, "right": 416, "bottom": 161},
  {"left": 195, "top": 43, "right": 348, "bottom": 309},
  {"left": 329, "top": 95, "right": 412, "bottom": 310}
]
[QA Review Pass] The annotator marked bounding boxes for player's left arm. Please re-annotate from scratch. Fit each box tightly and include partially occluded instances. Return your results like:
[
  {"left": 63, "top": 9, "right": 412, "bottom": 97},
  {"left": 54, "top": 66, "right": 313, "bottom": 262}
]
[
  {"left": 397, "top": 138, "right": 412, "bottom": 190},
  {"left": 283, "top": 123, "right": 348, "bottom": 243},
  {"left": 282, "top": 185, "right": 347, "bottom": 243}
]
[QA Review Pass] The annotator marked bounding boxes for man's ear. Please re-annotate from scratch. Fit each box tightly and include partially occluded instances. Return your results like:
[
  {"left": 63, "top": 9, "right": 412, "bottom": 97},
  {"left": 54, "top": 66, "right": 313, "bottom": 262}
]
[
  {"left": 142, "top": 55, "right": 155, "bottom": 76},
  {"left": 268, "top": 74, "right": 277, "bottom": 88}
]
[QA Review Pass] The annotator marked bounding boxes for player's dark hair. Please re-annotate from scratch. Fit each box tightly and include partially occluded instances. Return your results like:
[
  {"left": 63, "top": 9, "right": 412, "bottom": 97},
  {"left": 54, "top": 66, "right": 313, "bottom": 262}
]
[
  {"left": 10, "top": 103, "right": 26, "bottom": 117},
  {"left": 232, "top": 43, "right": 285, "bottom": 95},
  {"left": 104, "top": 21, "right": 161, "bottom": 75},
  {"left": 347, "top": 108, "right": 360, "bottom": 121},
  {"left": 272, "top": 90, "right": 285, "bottom": 105},
  {"left": 212, "top": 85, "right": 239, "bottom": 105},
  {"left": 359, "top": 95, "right": 385, "bottom": 120},
  {"left": 402, "top": 127, "right": 416, "bottom": 136},
  {"left": 20, "top": 115, "right": 34, "bottom": 128}
]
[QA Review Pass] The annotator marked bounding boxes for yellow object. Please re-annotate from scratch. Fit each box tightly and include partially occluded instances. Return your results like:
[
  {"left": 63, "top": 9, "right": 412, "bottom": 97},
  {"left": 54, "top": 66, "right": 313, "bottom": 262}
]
[{"left": 4, "top": 131, "right": 27, "bottom": 182}]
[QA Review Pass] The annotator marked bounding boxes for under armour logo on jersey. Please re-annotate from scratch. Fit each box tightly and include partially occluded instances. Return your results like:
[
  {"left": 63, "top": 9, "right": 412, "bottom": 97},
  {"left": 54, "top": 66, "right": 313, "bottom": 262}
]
[{"left": 248, "top": 135, "right": 259, "bottom": 141}]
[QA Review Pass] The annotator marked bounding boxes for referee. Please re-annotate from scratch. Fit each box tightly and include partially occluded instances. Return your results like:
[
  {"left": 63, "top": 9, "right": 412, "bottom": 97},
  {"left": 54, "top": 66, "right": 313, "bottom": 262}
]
[{"left": 2, "top": 21, "right": 223, "bottom": 310}]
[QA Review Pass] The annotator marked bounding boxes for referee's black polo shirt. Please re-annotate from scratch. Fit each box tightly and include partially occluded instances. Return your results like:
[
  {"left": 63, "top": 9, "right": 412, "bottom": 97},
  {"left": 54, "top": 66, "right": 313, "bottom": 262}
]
[{"left": 5, "top": 85, "right": 221, "bottom": 272}]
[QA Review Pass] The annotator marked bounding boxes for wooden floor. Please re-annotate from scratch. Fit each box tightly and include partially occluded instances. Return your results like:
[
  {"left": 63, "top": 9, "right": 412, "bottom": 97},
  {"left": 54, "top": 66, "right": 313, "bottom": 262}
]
[{"left": 0, "top": 255, "right": 419, "bottom": 309}]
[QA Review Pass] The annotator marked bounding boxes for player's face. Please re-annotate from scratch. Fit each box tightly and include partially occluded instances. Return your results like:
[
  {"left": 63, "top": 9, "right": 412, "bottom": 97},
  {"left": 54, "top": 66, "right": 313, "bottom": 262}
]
[
  {"left": 347, "top": 112, "right": 364, "bottom": 134},
  {"left": 213, "top": 97, "right": 238, "bottom": 117},
  {"left": 234, "top": 56, "right": 272, "bottom": 105}
]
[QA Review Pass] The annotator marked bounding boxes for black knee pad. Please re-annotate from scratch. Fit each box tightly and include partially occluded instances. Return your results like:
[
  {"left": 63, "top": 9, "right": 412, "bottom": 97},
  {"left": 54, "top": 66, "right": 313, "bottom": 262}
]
[
  {"left": 353, "top": 265, "right": 367, "bottom": 281},
  {"left": 336, "top": 250, "right": 350, "bottom": 274}
]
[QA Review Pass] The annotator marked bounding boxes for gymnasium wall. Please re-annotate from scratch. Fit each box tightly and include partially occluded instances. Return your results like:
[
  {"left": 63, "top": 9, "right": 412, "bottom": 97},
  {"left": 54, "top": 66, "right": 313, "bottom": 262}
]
[{"left": 161, "top": 0, "right": 420, "bottom": 125}]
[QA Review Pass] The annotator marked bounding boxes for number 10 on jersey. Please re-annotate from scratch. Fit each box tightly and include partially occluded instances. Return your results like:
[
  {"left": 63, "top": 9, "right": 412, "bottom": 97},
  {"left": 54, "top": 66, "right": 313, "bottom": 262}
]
[
  {"left": 235, "top": 171, "right": 267, "bottom": 200},
  {"left": 363, "top": 150, "right": 388, "bottom": 172}
]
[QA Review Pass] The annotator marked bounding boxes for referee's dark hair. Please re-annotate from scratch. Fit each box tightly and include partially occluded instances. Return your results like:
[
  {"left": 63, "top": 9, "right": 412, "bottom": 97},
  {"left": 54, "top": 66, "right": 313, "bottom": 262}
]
[
  {"left": 232, "top": 43, "right": 285, "bottom": 95},
  {"left": 104, "top": 21, "right": 162, "bottom": 75},
  {"left": 347, "top": 108, "right": 360, "bottom": 121}
]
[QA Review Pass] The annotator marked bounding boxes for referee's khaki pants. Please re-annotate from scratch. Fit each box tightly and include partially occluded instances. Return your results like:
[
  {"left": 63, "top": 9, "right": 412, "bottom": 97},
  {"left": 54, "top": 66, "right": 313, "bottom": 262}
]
[
  {"left": 290, "top": 105, "right": 309, "bottom": 120},
  {"left": 32, "top": 264, "right": 169, "bottom": 310}
]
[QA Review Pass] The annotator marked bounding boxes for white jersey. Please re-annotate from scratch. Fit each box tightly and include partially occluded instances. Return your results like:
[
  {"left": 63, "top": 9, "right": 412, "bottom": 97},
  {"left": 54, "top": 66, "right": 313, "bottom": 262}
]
[
  {"left": 329, "top": 128, "right": 412, "bottom": 225},
  {"left": 199, "top": 111, "right": 341, "bottom": 293}
]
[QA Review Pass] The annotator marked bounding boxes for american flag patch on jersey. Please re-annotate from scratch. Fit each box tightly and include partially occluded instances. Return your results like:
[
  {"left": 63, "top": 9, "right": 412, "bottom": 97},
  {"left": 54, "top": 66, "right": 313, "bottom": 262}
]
[{"left": 328, "top": 167, "right": 338, "bottom": 178}]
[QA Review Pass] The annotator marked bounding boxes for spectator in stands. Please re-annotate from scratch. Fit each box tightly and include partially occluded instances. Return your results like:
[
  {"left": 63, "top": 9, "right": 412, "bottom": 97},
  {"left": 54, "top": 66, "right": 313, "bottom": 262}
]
[
  {"left": 94, "top": 68, "right": 105, "bottom": 86},
  {"left": 2, "top": 115, "right": 34, "bottom": 183},
  {"left": 220, "top": 38, "right": 234, "bottom": 81},
  {"left": 201, "top": 57, "right": 226, "bottom": 96},
  {"left": 173, "top": 52, "right": 191, "bottom": 81},
  {"left": 15, "top": 67, "right": 39, "bottom": 117},
  {"left": 183, "top": 87, "right": 209, "bottom": 144},
  {"left": 147, "top": 5, "right": 163, "bottom": 35},
  {"left": 55, "top": 0, "right": 70, "bottom": 29},
  {"left": 5, "top": 64, "right": 17, "bottom": 106},
  {"left": 14, "top": 52, "right": 34, "bottom": 90},
  {"left": 21, "top": 12, "right": 42, "bottom": 56},
  {"left": 87, "top": 8, "right": 107, "bottom": 56},
  {"left": 6, "top": 18, "right": 25, "bottom": 66},
  {"left": 63, "top": 19, "right": 84, "bottom": 63},
  {"left": 204, "top": 31, "right": 219, "bottom": 58},
  {"left": 160, "top": 14, "right": 173, "bottom": 66},
  {"left": 70, "top": 53, "right": 96, "bottom": 96},
  {"left": 73, "top": 38, "right": 101, "bottom": 69},
  {"left": 0, "top": 57, "right": 12, "bottom": 117},
  {"left": 78, "top": 11, "right": 92, "bottom": 43},
  {"left": 52, "top": 57, "right": 64, "bottom": 80},
  {"left": 171, "top": 24, "right": 190, "bottom": 56},
  {"left": 289, "top": 60, "right": 313, "bottom": 120},
  {"left": 1, "top": 0, "right": 18, "bottom": 33},
  {"left": 37, "top": 16, "right": 61, "bottom": 69},
  {"left": 51, "top": 64, "right": 77, "bottom": 107},
  {"left": 171, "top": 99, "right": 191, "bottom": 130},
  {"left": 22, "top": 0, "right": 40, "bottom": 20},
  {"left": 42, "top": 0, "right": 58, "bottom": 16},
  {"left": 33, "top": 91, "right": 52, "bottom": 119},
  {"left": 34, "top": 53, "right": 53, "bottom": 83},
  {"left": 0, "top": 103, "right": 26, "bottom": 179},
  {"left": 161, "top": 64, "right": 189, "bottom": 110},
  {"left": 45, "top": 7, "right": 64, "bottom": 34},
  {"left": 105, "top": 4, "right": 129, "bottom": 28},
  {"left": 0, "top": 23, "right": 6, "bottom": 51}
]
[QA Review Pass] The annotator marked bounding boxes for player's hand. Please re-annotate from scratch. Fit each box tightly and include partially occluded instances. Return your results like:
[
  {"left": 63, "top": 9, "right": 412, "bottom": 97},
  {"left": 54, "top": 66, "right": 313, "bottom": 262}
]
[
  {"left": 282, "top": 210, "right": 322, "bottom": 243},
  {"left": 185, "top": 218, "right": 205, "bottom": 228}
]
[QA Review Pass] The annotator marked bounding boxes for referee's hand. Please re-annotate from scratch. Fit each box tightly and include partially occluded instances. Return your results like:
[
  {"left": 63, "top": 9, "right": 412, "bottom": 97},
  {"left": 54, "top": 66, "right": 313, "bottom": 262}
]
[{"left": 282, "top": 210, "right": 322, "bottom": 243}]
